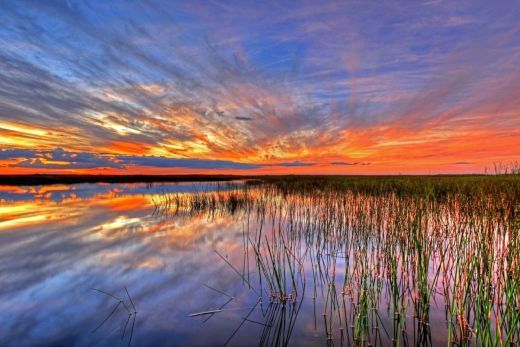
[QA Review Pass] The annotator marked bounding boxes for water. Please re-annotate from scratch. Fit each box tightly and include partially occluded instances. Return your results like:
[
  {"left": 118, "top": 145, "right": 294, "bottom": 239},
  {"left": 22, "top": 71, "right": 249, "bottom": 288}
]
[{"left": 0, "top": 182, "right": 515, "bottom": 346}]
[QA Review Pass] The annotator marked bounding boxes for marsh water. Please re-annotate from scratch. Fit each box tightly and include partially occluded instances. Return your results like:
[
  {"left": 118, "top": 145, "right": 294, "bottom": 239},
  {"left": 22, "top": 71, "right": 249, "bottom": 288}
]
[{"left": 0, "top": 181, "right": 517, "bottom": 346}]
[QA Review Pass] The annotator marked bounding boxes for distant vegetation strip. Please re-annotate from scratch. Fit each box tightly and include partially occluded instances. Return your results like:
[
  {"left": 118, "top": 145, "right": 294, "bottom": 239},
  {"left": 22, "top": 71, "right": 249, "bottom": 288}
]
[
  {"left": 1, "top": 174, "right": 519, "bottom": 197},
  {"left": 263, "top": 174, "right": 520, "bottom": 198},
  {"left": 0, "top": 174, "right": 249, "bottom": 186}
]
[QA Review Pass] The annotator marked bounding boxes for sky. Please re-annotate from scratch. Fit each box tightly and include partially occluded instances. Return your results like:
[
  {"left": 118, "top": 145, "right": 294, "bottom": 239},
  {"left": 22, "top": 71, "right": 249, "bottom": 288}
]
[{"left": 0, "top": 0, "right": 518, "bottom": 175}]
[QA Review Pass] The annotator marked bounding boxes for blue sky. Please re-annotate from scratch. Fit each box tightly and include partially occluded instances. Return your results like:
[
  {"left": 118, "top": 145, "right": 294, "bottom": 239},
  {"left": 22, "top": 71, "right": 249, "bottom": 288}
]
[{"left": 0, "top": 0, "right": 518, "bottom": 173}]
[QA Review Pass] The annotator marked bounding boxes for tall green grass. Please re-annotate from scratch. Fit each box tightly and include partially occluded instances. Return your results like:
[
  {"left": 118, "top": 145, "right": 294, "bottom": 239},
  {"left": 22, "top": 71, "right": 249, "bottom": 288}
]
[{"left": 176, "top": 175, "right": 518, "bottom": 345}]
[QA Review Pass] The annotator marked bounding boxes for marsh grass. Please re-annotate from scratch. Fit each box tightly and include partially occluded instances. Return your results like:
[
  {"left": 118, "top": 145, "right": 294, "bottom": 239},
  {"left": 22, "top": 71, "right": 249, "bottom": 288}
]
[{"left": 175, "top": 175, "right": 518, "bottom": 345}]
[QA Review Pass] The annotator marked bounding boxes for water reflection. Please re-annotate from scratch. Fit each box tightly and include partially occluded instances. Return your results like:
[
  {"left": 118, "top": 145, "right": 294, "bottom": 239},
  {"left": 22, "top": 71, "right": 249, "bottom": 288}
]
[
  {"left": 0, "top": 181, "right": 243, "bottom": 203},
  {"left": 0, "top": 182, "right": 517, "bottom": 346},
  {"left": 0, "top": 182, "right": 256, "bottom": 346}
]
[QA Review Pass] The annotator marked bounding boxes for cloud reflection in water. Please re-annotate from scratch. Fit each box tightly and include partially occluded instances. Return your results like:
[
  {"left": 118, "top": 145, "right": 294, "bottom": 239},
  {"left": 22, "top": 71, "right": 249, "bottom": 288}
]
[{"left": 0, "top": 182, "right": 272, "bottom": 346}]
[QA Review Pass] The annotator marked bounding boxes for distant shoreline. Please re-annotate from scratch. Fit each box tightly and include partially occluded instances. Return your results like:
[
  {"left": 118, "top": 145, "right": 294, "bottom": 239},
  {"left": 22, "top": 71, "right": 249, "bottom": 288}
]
[
  {"left": 0, "top": 174, "right": 253, "bottom": 186},
  {"left": 0, "top": 173, "right": 502, "bottom": 186}
]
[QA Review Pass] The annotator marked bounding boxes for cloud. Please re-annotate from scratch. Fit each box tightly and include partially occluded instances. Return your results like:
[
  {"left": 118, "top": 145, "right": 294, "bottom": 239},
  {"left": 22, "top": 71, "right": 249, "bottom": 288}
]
[
  {"left": 330, "top": 161, "right": 370, "bottom": 166},
  {"left": 2, "top": 148, "right": 323, "bottom": 170},
  {"left": 117, "top": 155, "right": 261, "bottom": 170},
  {"left": 13, "top": 148, "right": 122, "bottom": 169},
  {"left": 0, "top": 149, "right": 38, "bottom": 160},
  {"left": 3, "top": 148, "right": 262, "bottom": 170},
  {"left": 0, "top": 0, "right": 518, "bottom": 172},
  {"left": 452, "top": 161, "right": 475, "bottom": 165},
  {"left": 270, "top": 161, "right": 316, "bottom": 167}
]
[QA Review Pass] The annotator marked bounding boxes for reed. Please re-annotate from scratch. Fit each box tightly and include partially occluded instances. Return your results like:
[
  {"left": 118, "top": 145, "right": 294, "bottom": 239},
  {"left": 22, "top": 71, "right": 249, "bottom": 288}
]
[{"left": 175, "top": 174, "right": 519, "bottom": 345}]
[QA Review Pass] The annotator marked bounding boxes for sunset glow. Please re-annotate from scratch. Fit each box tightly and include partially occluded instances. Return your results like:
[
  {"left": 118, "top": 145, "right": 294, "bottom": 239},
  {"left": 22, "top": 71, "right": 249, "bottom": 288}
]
[{"left": 0, "top": 1, "right": 518, "bottom": 174}]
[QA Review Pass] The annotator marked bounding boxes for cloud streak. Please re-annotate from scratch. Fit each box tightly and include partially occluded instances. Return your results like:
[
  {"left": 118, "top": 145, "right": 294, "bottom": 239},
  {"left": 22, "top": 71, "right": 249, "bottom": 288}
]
[
  {"left": 330, "top": 162, "right": 370, "bottom": 166},
  {"left": 0, "top": 0, "right": 518, "bottom": 173}
]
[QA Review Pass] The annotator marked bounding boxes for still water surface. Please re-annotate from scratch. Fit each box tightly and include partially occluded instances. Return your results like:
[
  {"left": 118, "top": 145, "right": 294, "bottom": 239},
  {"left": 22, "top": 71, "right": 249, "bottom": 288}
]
[
  {"left": 0, "top": 182, "right": 514, "bottom": 346},
  {"left": 1, "top": 182, "right": 266, "bottom": 346}
]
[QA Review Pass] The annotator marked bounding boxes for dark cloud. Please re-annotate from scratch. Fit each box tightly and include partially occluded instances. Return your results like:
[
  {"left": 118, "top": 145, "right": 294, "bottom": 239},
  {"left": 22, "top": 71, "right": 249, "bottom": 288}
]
[
  {"left": 3, "top": 148, "right": 262, "bottom": 170},
  {"left": 330, "top": 161, "right": 370, "bottom": 166},
  {"left": 0, "top": 149, "right": 38, "bottom": 159},
  {"left": 2, "top": 148, "right": 322, "bottom": 170},
  {"left": 117, "top": 155, "right": 261, "bottom": 170},
  {"left": 14, "top": 148, "right": 121, "bottom": 169},
  {"left": 452, "top": 161, "right": 475, "bottom": 165},
  {"left": 271, "top": 161, "right": 316, "bottom": 167}
]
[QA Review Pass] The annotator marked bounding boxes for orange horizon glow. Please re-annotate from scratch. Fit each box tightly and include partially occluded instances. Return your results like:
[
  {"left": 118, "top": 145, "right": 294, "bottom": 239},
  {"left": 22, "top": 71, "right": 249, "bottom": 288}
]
[{"left": 1, "top": 117, "right": 518, "bottom": 175}]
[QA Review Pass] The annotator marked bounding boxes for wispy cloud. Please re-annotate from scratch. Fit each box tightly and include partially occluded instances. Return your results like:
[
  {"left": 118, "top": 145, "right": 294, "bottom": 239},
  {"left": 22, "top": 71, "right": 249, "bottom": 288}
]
[{"left": 0, "top": 0, "right": 518, "bottom": 173}]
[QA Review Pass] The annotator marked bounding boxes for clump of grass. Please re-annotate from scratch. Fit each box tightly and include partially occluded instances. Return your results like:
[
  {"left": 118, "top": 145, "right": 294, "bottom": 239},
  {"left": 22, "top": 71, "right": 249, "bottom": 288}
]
[{"left": 168, "top": 174, "right": 519, "bottom": 345}]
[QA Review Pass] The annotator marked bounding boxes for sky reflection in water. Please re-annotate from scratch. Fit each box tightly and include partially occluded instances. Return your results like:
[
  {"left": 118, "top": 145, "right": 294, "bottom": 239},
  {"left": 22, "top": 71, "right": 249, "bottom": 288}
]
[
  {"left": 0, "top": 182, "right": 270, "bottom": 346},
  {"left": 0, "top": 181, "right": 489, "bottom": 346}
]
